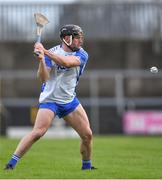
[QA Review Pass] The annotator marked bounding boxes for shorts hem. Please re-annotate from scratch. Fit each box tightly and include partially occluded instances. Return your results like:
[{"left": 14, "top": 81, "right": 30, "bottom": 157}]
[
  {"left": 60, "top": 103, "right": 80, "bottom": 118},
  {"left": 39, "top": 105, "right": 57, "bottom": 114}
]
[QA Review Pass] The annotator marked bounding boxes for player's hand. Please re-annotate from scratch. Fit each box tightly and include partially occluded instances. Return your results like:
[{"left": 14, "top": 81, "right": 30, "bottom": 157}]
[
  {"left": 34, "top": 48, "right": 44, "bottom": 60},
  {"left": 34, "top": 43, "right": 45, "bottom": 60},
  {"left": 34, "top": 42, "right": 45, "bottom": 51}
]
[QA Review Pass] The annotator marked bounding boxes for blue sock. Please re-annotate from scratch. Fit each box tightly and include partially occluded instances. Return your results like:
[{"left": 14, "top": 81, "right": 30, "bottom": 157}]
[
  {"left": 82, "top": 160, "right": 92, "bottom": 169},
  {"left": 8, "top": 154, "right": 20, "bottom": 167}
]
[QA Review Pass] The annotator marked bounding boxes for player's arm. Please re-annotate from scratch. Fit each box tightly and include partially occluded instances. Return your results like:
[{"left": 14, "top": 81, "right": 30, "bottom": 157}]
[
  {"left": 34, "top": 43, "right": 81, "bottom": 68},
  {"left": 37, "top": 59, "right": 51, "bottom": 83},
  {"left": 35, "top": 49, "right": 50, "bottom": 83},
  {"left": 44, "top": 49, "right": 81, "bottom": 68}
]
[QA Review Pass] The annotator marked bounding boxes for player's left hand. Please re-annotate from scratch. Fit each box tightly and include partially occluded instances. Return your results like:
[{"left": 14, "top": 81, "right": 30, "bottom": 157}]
[{"left": 34, "top": 42, "right": 45, "bottom": 51}]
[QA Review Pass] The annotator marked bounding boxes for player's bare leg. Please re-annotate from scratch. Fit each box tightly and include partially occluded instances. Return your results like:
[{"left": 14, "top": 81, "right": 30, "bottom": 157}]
[
  {"left": 64, "top": 104, "right": 96, "bottom": 170},
  {"left": 5, "top": 109, "right": 54, "bottom": 170}
]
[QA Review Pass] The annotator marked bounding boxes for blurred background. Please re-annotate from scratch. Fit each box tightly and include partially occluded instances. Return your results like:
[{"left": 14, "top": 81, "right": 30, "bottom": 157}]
[{"left": 1, "top": 0, "right": 162, "bottom": 138}]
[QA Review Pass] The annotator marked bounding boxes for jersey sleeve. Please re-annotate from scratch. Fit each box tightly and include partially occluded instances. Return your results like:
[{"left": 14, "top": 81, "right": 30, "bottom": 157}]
[
  {"left": 44, "top": 55, "right": 53, "bottom": 68},
  {"left": 75, "top": 49, "right": 89, "bottom": 77},
  {"left": 75, "top": 49, "right": 89, "bottom": 66}
]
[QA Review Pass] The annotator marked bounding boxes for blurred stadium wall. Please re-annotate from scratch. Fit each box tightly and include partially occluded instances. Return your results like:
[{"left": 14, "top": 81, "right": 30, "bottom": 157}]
[{"left": 1, "top": 0, "right": 162, "bottom": 137}]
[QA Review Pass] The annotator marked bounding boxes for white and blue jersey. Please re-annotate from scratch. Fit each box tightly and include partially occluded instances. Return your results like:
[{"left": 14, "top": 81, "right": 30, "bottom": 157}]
[{"left": 39, "top": 45, "right": 88, "bottom": 104}]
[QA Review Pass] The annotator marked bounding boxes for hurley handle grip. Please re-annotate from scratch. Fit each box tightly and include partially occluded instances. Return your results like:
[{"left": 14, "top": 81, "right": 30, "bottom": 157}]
[
  {"left": 34, "top": 51, "right": 41, "bottom": 57},
  {"left": 34, "top": 35, "right": 41, "bottom": 56}
]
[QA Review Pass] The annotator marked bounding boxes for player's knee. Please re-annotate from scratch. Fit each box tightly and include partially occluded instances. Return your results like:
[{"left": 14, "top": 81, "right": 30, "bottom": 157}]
[
  {"left": 82, "top": 130, "right": 93, "bottom": 143},
  {"left": 31, "top": 129, "right": 46, "bottom": 141}
]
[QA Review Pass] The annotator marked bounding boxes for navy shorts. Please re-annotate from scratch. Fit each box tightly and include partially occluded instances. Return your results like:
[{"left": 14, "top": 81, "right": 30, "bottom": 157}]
[{"left": 39, "top": 97, "right": 80, "bottom": 118}]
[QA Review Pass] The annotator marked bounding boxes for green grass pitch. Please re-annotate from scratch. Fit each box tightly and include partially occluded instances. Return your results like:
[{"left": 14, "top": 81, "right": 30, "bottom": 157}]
[{"left": 0, "top": 136, "right": 162, "bottom": 179}]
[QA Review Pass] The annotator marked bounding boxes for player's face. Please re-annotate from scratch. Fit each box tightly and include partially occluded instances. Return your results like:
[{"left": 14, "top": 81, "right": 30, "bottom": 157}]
[{"left": 72, "top": 33, "right": 84, "bottom": 48}]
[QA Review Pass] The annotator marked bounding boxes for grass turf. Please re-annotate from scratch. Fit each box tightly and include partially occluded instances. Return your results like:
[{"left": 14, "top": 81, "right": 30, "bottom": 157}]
[{"left": 0, "top": 136, "right": 162, "bottom": 179}]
